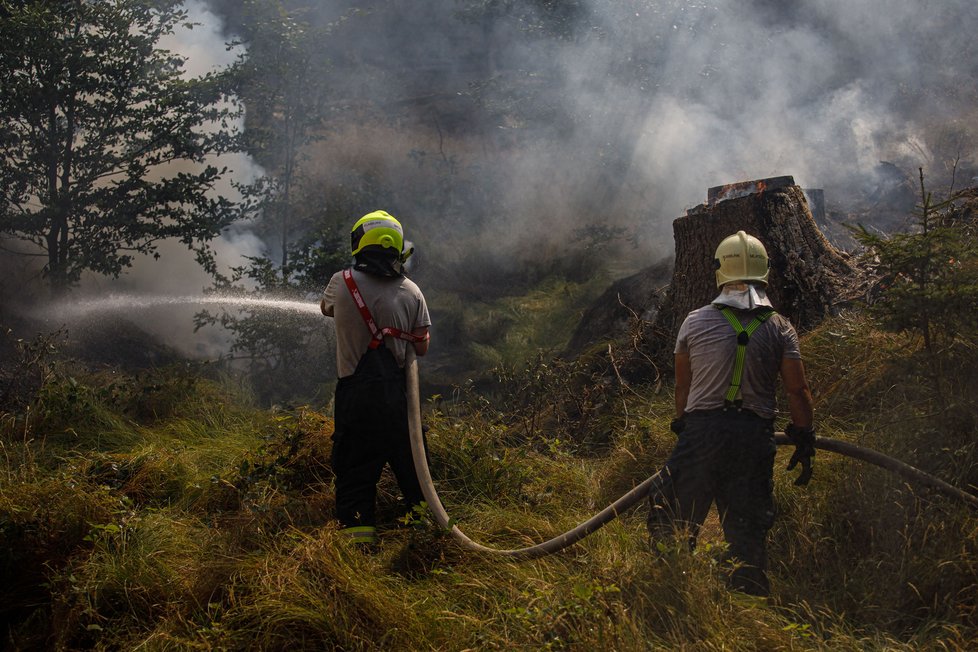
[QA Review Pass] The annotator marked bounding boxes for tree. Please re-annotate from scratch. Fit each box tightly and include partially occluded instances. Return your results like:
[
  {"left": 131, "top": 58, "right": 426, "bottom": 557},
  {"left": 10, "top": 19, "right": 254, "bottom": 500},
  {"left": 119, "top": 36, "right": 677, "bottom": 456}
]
[
  {"left": 233, "top": 0, "right": 332, "bottom": 277},
  {"left": 187, "top": 2, "right": 342, "bottom": 405},
  {"left": 853, "top": 170, "right": 978, "bottom": 355},
  {"left": 0, "top": 0, "right": 240, "bottom": 294}
]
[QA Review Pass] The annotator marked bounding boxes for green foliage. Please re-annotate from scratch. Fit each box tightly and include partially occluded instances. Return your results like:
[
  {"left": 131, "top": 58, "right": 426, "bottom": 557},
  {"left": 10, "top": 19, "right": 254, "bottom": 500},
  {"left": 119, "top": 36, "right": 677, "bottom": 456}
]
[
  {"left": 0, "top": 326, "right": 63, "bottom": 418},
  {"left": 25, "top": 362, "right": 235, "bottom": 451},
  {"left": 0, "top": 478, "right": 121, "bottom": 643},
  {"left": 426, "top": 274, "right": 609, "bottom": 390},
  {"left": 852, "top": 170, "right": 978, "bottom": 353},
  {"left": 48, "top": 509, "right": 235, "bottom": 649},
  {"left": 502, "top": 578, "right": 621, "bottom": 649},
  {"left": 490, "top": 348, "right": 632, "bottom": 454},
  {"left": 2, "top": 306, "right": 978, "bottom": 649},
  {"left": 232, "top": 0, "right": 336, "bottom": 270},
  {"left": 197, "top": 0, "right": 354, "bottom": 407},
  {"left": 389, "top": 502, "right": 457, "bottom": 577},
  {"left": 195, "top": 297, "right": 333, "bottom": 407},
  {"left": 0, "top": 0, "right": 242, "bottom": 292},
  {"left": 224, "top": 407, "right": 333, "bottom": 527},
  {"left": 195, "top": 225, "right": 346, "bottom": 406},
  {"left": 422, "top": 403, "right": 535, "bottom": 506},
  {"left": 32, "top": 374, "right": 131, "bottom": 446},
  {"left": 768, "top": 311, "right": 978, "bottom": 642}
]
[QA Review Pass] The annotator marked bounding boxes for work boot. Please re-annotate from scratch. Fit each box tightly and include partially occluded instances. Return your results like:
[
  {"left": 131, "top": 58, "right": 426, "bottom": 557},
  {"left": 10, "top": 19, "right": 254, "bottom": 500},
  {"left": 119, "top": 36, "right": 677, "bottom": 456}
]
[
  {"left": 728, "top": 564, "right": 769, "bottom": 597},
  {"left": 340, "top": 525, "right": 379, "bottom": 553}
]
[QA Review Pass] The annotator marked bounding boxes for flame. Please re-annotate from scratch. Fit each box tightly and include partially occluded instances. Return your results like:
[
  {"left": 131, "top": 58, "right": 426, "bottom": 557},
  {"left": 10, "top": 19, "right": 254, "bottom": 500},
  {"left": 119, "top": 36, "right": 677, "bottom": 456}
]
[{"left": 707, "top": 176, "right": 793, "bottom": 207}]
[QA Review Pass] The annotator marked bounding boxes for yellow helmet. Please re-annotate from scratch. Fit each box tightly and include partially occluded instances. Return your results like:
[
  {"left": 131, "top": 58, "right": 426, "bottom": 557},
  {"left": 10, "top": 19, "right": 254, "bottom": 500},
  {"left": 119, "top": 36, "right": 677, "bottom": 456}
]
[
  {"left": 714, "top": 231, "right": 769, "bottom": 287},
  {"left": 351, "top": 210, "right": 404, "bottom": 256}
]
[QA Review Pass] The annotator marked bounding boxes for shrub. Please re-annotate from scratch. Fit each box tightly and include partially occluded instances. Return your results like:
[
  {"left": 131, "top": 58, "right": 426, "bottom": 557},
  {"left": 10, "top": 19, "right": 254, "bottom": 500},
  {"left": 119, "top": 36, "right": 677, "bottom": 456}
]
[{"left": 852, "top": 170, "right": 978, "bottom": 356}]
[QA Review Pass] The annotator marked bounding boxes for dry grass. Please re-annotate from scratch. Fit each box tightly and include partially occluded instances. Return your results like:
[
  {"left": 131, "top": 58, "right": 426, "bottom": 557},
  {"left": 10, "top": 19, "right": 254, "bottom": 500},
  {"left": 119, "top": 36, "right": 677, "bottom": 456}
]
[{"left": 2, "top": 309, "right": 977, "bottom": 649}]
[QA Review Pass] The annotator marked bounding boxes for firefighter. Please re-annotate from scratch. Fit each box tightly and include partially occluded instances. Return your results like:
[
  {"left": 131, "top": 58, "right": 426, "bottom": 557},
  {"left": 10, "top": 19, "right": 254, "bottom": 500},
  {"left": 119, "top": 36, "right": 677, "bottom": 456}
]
[
  {"left": 647, "top": 230, "right": 816, "bottom": 596},
  {"left": 320, "top": 210, "right": 431, "bottom": 545}
]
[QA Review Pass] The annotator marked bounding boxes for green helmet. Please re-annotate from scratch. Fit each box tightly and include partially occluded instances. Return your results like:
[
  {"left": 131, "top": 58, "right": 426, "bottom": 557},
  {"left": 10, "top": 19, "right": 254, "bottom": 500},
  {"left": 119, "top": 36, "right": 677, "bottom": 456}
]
[
  {"left": 351, "top": 210, "right": 404, "bottom": 256},
  {"left": 714, "top": 230, "right": 770, "bottom": 288}
]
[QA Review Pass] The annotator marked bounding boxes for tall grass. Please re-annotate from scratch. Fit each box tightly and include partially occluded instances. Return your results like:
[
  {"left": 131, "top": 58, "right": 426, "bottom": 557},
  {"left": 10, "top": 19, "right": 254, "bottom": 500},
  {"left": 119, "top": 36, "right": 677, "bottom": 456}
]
[{"left": 2, "top": 308, "right": 977, "bottom": 649}]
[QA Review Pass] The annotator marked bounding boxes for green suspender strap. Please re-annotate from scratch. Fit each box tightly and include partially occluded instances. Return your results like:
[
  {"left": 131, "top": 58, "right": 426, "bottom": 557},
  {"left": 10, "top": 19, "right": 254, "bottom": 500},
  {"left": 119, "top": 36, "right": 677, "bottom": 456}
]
[{"left": 718, "top": 306, "right": 775, "bottom": 406}]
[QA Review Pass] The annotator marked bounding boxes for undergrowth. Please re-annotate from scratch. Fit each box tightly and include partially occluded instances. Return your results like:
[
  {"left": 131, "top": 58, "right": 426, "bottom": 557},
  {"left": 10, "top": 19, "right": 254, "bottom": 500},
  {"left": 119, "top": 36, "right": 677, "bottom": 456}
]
[{"left": 1, "top": 304, "right": 977, "bottom": 650}]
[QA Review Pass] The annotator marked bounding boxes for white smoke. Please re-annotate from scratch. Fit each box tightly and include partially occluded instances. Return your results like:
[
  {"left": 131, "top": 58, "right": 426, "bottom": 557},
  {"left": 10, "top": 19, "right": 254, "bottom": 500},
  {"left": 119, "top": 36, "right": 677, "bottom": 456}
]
[
  {"left": 470, "top": 0, "right": 977, "bottom": 258},
  {"left": 25, "top": 0, "right": 978, "bottom": 355},
  {"left": 285, "top": 0, "right": 976, "bottom": 272},
  {"left": 600, "top": 1, "right": 971, "bottom": 204}
]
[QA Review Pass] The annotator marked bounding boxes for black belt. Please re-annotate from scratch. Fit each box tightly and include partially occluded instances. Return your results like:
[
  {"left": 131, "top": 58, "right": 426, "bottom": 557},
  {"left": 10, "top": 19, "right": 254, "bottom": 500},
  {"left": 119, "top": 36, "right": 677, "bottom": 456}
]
[{"left": 685, "top": 407, "right": 771, "bottom": 423}]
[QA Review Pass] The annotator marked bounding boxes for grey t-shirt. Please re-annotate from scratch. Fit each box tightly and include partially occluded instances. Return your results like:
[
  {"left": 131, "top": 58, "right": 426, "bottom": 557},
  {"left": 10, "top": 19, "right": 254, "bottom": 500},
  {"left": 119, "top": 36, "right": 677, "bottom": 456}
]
[
  {"left": 322, "top": 269, "right": 431, "bottom": 378},
  {"left": 674, "top": 304, "right": 801, "bottom": 419}
]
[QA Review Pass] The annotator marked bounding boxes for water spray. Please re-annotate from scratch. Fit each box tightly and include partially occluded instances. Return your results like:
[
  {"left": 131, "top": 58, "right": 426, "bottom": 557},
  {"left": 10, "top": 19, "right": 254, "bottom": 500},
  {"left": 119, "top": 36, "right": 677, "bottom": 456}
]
[
  {"left": 405, "top": 350, "right": 978, "bottom": 560},
  {"left": 25, "top": 293, "right": 324, "bottom": 362},
  {"left": 44, "top": 293, "right": 322, "bottom": 319}
]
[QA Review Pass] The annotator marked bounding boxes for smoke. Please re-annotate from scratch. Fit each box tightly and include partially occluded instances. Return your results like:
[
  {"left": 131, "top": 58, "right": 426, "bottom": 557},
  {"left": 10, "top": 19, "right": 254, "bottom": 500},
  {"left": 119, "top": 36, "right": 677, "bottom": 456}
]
[
  {"left": 540, "top": 0, "right": 976, "bottom": 244},
  {"left": 13, "top": 0, "right": 978, "bottom": 361},
  {"left": 283, "top": 0, "right": 977, "bottom": 267}
]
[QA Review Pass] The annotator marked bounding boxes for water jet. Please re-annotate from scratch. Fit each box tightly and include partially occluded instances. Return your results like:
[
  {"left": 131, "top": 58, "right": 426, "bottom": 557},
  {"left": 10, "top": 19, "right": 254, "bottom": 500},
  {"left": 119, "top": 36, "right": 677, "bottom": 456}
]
[{"left": 41, "top": 293, "right": 322, "bottom": 319}]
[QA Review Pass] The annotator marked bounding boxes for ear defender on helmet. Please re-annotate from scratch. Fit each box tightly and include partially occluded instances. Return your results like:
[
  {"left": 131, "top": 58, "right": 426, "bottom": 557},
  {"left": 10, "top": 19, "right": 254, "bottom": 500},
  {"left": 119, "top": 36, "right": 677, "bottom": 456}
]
[
  {"left": 714, "top": 230, "right": 770, "bottom": 288},
  {"left": 400, "top": 241, "right": 415, "bottom": 263},
  {"left": 351, "top": 210, "right": 405, "bottom": 256}
]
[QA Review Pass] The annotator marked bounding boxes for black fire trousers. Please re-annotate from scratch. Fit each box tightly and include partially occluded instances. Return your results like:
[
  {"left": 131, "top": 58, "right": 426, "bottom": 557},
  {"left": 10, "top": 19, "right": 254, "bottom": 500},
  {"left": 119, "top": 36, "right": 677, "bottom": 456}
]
[
  {"left": 331, "top": 372, "right": 425, "bottom": 529},
  {"left": 647, "top": 409, "right": 777, "bottom": 596}
]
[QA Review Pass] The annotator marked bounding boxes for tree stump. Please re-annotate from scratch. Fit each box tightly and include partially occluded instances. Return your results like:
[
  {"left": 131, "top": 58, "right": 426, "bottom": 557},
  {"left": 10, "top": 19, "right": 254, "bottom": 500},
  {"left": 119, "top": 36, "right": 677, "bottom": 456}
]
[{"left": 644, "top": 178, "right": 856, "bottom": 372}]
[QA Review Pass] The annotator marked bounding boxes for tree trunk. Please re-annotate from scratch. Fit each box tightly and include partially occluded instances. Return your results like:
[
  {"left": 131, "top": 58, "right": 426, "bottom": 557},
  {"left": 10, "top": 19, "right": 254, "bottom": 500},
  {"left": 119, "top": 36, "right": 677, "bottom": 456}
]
[{"left": 644, "top": 181, "right": 856, "bottom": 373}]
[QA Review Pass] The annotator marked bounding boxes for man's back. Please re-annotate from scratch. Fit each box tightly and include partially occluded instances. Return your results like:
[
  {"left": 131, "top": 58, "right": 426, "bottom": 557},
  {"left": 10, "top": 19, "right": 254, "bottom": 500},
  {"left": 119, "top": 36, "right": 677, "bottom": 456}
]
[
  {"left": 676, "top": 305, "right": 800, "bottom": 418},
  {"left": 322, "top": 269, "right": 430, "bottom": 378}
]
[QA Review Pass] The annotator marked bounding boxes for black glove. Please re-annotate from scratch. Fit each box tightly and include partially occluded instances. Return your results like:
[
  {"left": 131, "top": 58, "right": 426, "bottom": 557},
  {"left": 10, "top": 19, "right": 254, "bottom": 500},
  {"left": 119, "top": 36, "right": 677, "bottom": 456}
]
[
  {"left": 785, "top": 423, "right": 816, "bottom": 486},
  {"left": 670, "top": 416, "right": 686, "bottom": 435}
]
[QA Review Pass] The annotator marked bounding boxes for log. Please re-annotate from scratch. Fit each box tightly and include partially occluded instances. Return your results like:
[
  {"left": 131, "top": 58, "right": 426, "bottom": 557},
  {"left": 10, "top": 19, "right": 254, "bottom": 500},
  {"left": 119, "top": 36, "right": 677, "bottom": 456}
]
[{"left": 564, "top": 258, "right": 672, "bottom": 355}]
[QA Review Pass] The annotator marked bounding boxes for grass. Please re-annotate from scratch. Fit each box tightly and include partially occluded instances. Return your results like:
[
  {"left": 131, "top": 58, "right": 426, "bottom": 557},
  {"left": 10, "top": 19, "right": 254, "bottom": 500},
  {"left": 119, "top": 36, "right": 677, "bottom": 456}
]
[
  {"left": 1, "top": 308, "right": 977, "bottom": 650},
  {"left": 423, "top": 273, "right": 611, "bottom": 388}
]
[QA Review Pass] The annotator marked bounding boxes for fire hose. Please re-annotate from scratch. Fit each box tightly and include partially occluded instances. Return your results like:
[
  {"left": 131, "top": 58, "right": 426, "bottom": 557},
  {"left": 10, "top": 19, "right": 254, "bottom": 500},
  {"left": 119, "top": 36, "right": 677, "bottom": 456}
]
[{"left": 405, "top": 350, "right": 978, "bottom": 560}]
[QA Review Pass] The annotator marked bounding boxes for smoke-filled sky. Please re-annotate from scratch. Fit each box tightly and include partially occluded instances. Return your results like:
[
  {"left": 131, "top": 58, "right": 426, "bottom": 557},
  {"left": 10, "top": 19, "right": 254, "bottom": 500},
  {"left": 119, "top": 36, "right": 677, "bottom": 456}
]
[
  {"left": 588, "top": 0, "right": 977, "bottom": 213},
  {"left": 258, "top": 0, "right": 978, "bottom": 265},
  {"left": 536, "top": 0, "right": 972, "bottom": 233},
  {"left": 11, "top": 0, "right": 978, "bottom": 358},
  {"left": 55, "top": 0, "right": 978, "bottom": 280}
]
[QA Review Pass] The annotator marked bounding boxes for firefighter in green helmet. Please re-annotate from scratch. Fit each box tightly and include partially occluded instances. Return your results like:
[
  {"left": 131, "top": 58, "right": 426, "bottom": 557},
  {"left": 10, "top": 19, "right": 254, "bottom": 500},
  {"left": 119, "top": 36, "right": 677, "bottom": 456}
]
[
  {"left": 320, "top": 210, "right": 431, "bottom": 546},
  {"left": 647, "top": 231, "right": 816, "bottom": 596}
]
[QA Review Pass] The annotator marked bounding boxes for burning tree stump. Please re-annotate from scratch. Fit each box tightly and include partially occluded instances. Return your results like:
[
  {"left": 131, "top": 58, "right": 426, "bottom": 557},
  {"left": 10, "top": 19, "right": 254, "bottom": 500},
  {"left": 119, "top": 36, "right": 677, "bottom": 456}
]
[{"left": 646, "top": 177, "right": 856, "bottom": 372}]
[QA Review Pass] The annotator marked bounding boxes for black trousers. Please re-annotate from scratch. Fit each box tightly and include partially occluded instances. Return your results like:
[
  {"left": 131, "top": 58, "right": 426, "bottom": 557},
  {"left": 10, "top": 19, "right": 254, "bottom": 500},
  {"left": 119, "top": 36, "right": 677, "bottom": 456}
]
[
  {"left": 331, "top": 371, "right": 425, "bottom": 529},
  {"left": 647, "top": 409, "right": 777, "bottom": 595}
]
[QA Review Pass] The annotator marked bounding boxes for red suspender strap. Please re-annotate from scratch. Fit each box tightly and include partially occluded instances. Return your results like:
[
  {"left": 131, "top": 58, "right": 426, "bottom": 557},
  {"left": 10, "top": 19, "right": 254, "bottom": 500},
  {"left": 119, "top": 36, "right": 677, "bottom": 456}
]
[
  {"left": 343, "top": 268, "right": 383, "bottom": 348},
  {"left": 342, "top": 269, "right": 426, "bottom": 349}
]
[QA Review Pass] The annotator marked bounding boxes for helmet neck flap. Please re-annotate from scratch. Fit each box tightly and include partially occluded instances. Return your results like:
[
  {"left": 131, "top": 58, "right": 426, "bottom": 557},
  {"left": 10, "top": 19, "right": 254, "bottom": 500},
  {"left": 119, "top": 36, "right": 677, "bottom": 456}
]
[{"left": 354, "top": 246, "right": 403, "bottom": 278}]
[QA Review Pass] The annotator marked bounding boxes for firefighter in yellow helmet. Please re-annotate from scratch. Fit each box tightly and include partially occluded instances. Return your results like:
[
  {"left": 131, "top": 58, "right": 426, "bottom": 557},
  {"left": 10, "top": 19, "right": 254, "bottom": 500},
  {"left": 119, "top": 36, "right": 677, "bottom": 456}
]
[
  {"left": 647, "top": 231, "right": 815, "bottom": 596},
  {"left": 320, "top": 210, "right": 431, "bottom": 546}
]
